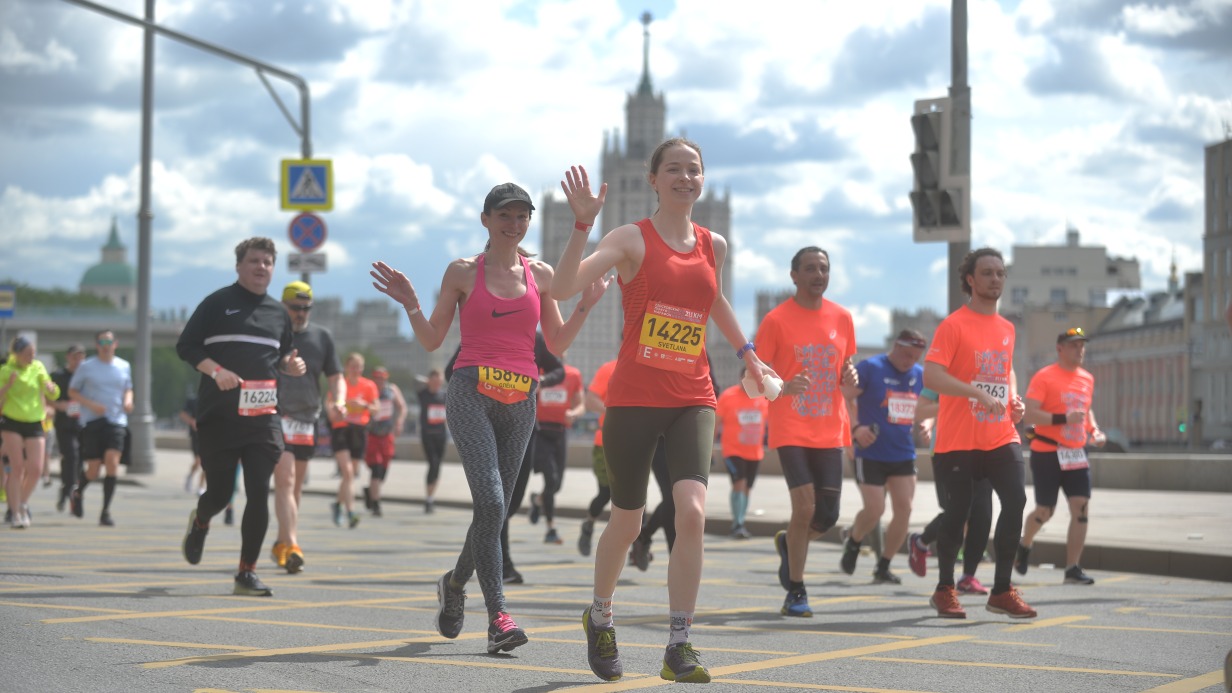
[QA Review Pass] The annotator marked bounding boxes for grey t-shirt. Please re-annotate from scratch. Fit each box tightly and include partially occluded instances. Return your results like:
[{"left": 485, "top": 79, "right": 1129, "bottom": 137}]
[
  {"left": 278, "top": 323, "right": 342, "bottom": 423},
  {"left": 68, "top": 356, "right": 132, "bottom": 427}
]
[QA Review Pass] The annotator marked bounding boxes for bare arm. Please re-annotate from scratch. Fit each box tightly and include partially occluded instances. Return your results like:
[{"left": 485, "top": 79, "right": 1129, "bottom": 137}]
[
  {"left": 391, "top": 384, "right": 408, "bottom": 435},
  {"left": 923, "top": 360, "right": 1004, "bottom": 415},
  {"left": 708, "top": 234, "right": 773, "bottom": 388},
  {"left": 585, "top": 389, "right": 606, "bottom": 415},
  {"left": 535, "top": 261, "right": 611, "bottom": 355},
  {"left": 371, "top": 260, "right": 465, "bottom": 352}
]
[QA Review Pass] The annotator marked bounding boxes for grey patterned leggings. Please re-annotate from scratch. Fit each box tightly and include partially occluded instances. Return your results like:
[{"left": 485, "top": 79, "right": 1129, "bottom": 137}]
[{"left": 446, "top": 366, "right": 537, "bottom": 618}]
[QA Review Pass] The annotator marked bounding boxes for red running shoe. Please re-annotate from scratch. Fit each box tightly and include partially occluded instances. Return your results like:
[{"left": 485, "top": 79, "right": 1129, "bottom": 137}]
[
  {"left": 986, "top": 587, "right": 1038, "bottom": 619},
  {"left": 908, "top": 533, "right": 930, "bottom": 578},
  {"left": 929, "top": 585, "right": 966, "bottom": 619}
]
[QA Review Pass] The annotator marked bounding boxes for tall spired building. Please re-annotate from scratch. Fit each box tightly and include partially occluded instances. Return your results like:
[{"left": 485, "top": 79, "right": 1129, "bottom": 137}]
[{"left": 540, "top": 12, "right": 736, "bottom": 389}]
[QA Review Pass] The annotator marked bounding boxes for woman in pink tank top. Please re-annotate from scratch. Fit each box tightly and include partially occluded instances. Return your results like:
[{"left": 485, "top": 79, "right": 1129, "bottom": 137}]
[{"left": 372, "top": 182, "right": 607, "bottom": 654}]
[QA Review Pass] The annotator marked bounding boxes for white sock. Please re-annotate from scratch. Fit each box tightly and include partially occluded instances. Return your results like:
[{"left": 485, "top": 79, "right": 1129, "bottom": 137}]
[
  {"left": 668, "top": 610, "right": 693, "bottom": 646},
  {"left": 591, "top": 595, "right": 613, "bottom": 627}
]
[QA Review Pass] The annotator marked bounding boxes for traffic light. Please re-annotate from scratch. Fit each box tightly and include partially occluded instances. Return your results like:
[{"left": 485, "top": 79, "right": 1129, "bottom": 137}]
[{"left": 910, "top": 97, "right": 969, "bottom": 243}]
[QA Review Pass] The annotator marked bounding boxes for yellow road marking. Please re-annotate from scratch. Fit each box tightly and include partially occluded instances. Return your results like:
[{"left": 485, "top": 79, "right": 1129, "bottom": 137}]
[
  {"left": 860, "top": 656, "right": 1178, "bottom": 678},
  {"left": 1139, "top": 670, "right": 1226, "bottom": 692},
  {"left": 87, "top": 637, "right": 257, "bottom": 651},
  {"left": 1003, "top": 614, "right": 1090, "bottom": 631},
  {"left": 0, "top": 600, "right": 134, "bottom": 614},
  {"left": 43, "top": 596, "right": 425, "bottom": 624},
  {"left": 1067, "top": 624, "right": 1232, "bottom": 637},
  {"left": 708, "top": 679, "right": 938, "bottom": 692}
]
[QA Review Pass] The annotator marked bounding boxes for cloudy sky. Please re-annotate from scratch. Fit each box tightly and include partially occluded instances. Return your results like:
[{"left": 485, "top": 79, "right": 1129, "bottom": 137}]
[{"left": 2, "top": 0, "right": 1230, "bottom": 342}]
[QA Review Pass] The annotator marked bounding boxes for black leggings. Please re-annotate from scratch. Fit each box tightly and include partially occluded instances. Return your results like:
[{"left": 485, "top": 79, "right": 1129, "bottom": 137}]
[
  {"left": 535, "top": 425, "right": 568, "bottom": 523},
  {"left": 920, "top": 459, "right": 993, "bottom": 578},
  {"left": 422, "top": 432, "right": 446, "bottom": 486},
  {"left": 197, "top": 440, "right": 280, "bottom": 566},
  {"left": 933, "top": 444, "right": 1025, "bottom": 593}
]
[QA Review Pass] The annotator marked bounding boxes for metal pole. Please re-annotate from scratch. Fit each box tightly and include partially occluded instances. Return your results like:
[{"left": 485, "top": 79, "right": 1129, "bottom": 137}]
[
  {"left": 128, "top": 0, "right": 156, "bottom": 474},
  {"left": 948, "top": 0, "right": 971, "bottom": 314}
]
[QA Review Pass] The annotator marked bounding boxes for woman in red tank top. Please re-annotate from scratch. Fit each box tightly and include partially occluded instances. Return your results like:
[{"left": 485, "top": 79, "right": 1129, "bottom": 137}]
[
  {"left": 372, "top": 182, "right": 607, "bottom": 654},
  {"left": 551, "top": 138, "right": 774, "bottom": 683}
]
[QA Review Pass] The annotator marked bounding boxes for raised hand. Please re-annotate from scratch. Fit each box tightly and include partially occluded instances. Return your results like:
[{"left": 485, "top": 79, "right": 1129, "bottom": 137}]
[
  {"left": 560, "top": 165, "right": 607, "bottom": 226},
  {"left": 371, "top": 261, "right": 419, "bottom": 309}
]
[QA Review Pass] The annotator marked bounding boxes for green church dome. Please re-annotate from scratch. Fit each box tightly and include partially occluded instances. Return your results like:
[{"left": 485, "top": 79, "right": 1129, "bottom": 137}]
[{"left": 81, "top": 262, "right": 136, "bottom": 287}]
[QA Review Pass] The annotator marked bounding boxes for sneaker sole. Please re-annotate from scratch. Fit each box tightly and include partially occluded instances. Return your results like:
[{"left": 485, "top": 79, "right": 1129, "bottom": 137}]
[
  {"left": 660, "top": 665, "right": 711, "bottom": 683},
  {"left": 285, "top": 552, "right": 304, "bottom": 574},
  {"left": 780, "top": 607, "right": 813, "bottom": 618},
  {"left": 486, "top": 630, "right": 529, "bottom": 654},
  {"left": 985, "top": 604, "right": 1037, "bottom": 619},
  {"left": 233, "top": 584, "right": 273, "bottom": 597}
]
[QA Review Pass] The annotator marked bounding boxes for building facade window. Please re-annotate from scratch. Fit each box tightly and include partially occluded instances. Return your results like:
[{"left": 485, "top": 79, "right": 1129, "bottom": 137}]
[
  {"left": 1049, "top": 287, "right": 1067, "bottom": 305},
  {"left": 1089, "top": 288, "right": 1106, "bottom": 306},
  {"left": 1011, "top": 287, "right": 1028, "bottom": 305}
]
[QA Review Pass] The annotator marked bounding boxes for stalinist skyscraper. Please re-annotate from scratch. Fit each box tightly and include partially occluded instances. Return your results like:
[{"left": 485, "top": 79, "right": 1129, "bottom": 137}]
[{"left": 541, "top": 12, "right": 736, "bottom": 388}]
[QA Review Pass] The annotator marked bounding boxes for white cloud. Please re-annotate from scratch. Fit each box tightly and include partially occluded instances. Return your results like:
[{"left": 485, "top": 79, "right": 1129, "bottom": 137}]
[
  {"left": 1122, "top": 3, "right": 1200, "bottom": 36},
  {"left": 0, "top": 28, "right": 76, "bottom": 72}
]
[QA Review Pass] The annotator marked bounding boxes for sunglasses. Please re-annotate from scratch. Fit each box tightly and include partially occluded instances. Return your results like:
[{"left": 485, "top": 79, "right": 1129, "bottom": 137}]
[
  {"left": 896, "top": 338, "right": 927, "bottom": 349},
  {"left": 1065, "top": 327, "right": 1085, "bottom": 337},
  {"left": 288, "top": 305, "right": 313, "bottom": 312},
  {"left": 97, "top": 339, "right": 115, "bottom": 346}
]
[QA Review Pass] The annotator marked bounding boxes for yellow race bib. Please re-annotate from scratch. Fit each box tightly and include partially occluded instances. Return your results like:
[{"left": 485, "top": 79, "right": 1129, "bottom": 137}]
[
  {"left": 477, "top": 366, "right": 533, "bottom": 404},
  {"left": 636, "top": 301, "right": 707, "bottom": 373}
]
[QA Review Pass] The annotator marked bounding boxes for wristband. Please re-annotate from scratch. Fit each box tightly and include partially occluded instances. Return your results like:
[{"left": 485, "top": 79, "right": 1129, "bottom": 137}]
[
  {"left": 574, "top": 220, "right": 593, "bottom": 232},
  {"left": 408, "top": 306, "right": 421, "bottom": 317},
  {"left": 1051, "top": 413, "right": 1067, "bottom": 425},
  {"left": 211, "top": 365, "right": 223, "bottom": 379},
  {"left": 736, "top": 342, "right": 756, "bottom": 360}
]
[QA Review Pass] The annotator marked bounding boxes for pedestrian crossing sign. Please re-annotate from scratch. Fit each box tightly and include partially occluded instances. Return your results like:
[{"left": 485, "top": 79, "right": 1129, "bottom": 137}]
[{"left": 281, "top": 159, "right": 333, "bottom": 211}]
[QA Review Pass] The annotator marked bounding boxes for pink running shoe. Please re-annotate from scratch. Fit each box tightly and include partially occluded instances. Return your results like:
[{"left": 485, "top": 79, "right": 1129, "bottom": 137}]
[{"left": 956, "top": 575, "right": 989, "bottom": 595}]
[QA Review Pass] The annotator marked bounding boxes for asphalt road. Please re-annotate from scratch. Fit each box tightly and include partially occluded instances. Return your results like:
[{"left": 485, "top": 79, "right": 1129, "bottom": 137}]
[{"left": 1, "top": 468, "right": 1229, "bottom": 693}]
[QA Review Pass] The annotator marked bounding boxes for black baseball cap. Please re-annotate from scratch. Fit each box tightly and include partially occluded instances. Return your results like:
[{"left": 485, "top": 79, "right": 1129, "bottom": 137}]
[
  {"left": 483, "top": 182, "right": 535, "bottom": 214},
  {"left": 1057, "top": 327, "right": 1089, "bottom": 344}
]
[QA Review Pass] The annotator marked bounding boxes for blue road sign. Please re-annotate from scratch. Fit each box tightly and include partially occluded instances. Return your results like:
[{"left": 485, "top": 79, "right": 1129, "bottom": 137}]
[
  {"left": 281, "top": 159, "right": 333, "bottom": 211},
  {"left": 0, "top": 285, "right": 14, "bottom": 319},
  {"left": 288, "top": 212, "right": 327, "bottom": 253}
]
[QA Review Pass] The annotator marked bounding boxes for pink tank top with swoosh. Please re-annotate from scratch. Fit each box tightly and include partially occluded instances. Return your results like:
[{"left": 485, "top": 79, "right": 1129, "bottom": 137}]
[{"left": 453, "top": 253, "right": 541, "bottom": 380}]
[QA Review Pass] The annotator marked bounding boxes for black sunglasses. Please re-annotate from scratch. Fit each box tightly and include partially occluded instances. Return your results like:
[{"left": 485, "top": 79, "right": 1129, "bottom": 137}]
[{"left": 288, "top": 305, "right": 313, "bottom": 312}]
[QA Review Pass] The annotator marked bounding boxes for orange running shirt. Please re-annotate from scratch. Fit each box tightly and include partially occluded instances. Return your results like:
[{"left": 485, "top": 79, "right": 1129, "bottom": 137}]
[
  {"left": 715, "top": 384, "right": 769, "bottom": 461},
  {"left": 537, "top": 365, "right": 584, "bottom": 425},
  {"left": 334, "top": 376, "right": 379, "bottom": 429},
  {"left": 1026, "top": 363, "right": 1095, "bottom": 452},
  {"left": 588, "top": 359, "right": 617, "bottom": 446},
  {"left": 925, "top": 305, "right": 1020, "bottom": 453},
  {"left": 755, "top": 298, "right": 856, "bottom": 449},
  {"left": 607, "top": 218, "right": 718, "bottom": 409}
]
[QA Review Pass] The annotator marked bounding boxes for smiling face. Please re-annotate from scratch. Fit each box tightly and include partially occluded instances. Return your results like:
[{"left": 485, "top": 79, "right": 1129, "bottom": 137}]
[
  {"left": 647, "top": 143, "right": 704, "bottom": 206},
  {"left": 480, "top": 202, "right": 532, "bottom": 247},
  {"left": 237, "top": 248, "right": 275, "bottom": 295},
  {"left": 791, "top": 250, "right": 830, "bottom": 300}
]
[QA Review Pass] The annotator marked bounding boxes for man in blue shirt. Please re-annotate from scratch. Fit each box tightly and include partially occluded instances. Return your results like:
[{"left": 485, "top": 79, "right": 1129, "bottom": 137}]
[
  {"left": 840, "top": 329, "right": 926, "bottom": 584},
  {"left": 68, "top": 330, "right": 133, "bottom": 526}
]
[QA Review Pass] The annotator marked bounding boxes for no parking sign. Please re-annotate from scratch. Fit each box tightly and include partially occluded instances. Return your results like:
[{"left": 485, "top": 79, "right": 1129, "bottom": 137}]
[{"left": 288, "top": 212, "right": 327, "bottom": 253}]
